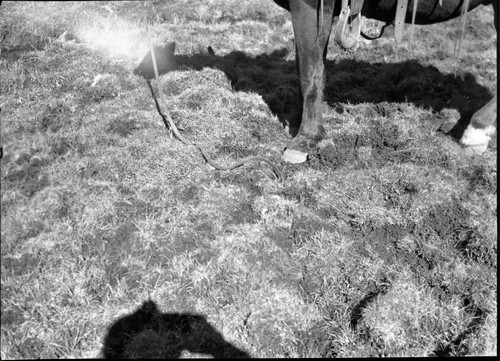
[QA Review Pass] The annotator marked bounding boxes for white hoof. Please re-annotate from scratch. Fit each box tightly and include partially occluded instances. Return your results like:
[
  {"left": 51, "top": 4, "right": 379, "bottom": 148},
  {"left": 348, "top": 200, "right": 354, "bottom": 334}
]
[
  {"left": 282, "top": 148, "right": 308, "bottom": 164},
  {"left": 460, "top": 125, "right": 495, "bottom": 154}
]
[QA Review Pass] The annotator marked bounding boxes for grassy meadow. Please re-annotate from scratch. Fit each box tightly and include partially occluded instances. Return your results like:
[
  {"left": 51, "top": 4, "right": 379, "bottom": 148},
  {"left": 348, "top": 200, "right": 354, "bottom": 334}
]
[{"left": 1, "top": 0, "right": 497, "bottom": 358}]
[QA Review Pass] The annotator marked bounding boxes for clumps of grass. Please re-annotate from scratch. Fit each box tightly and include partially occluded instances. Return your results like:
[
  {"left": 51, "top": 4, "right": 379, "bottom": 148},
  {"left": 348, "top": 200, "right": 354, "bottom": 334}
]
[
  {"left": 157, "top": 66, "right": 285, "bottom": 170},
  {"left": 1, "top": 3, "right": 67, "bottom": 52},
  {"left": 1, "top": 1, "right": 496, "bottom": 358},
  {"left": 359, "top": 271, "right": 466, "bottom": 356},
  {"left": 111, "top": 0, "right": 289, "bottom": 26}
]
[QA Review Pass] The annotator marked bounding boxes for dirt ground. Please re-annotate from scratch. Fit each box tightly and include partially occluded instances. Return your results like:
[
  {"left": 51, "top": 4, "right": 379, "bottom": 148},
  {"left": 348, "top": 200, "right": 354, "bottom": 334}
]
[{"left": 1, "top": 1, "right": 497, "bottom": 358}]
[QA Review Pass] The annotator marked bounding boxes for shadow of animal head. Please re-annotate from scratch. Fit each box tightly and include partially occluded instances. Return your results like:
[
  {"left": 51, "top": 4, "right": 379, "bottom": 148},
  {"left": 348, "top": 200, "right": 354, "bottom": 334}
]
[
  {"left": 134, "top": 42, "right": 177, "bottom": 79},
  {"left": 133, "top": 43, "right": 492, "bottom": 140},
  {"left": 102, "top": 300, "right": 250, "bottom": 358}
]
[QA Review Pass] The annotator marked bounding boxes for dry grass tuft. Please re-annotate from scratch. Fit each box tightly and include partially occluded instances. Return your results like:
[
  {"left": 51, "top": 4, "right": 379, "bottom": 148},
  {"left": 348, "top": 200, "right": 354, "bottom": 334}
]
[{"left": 1, "top": 1, "right": 496, "bottom": 358}]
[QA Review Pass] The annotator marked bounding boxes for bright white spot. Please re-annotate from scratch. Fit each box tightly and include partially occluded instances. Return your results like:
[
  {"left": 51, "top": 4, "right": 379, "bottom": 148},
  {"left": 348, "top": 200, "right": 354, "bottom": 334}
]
[
  {"left": 76, "top": 17, "right": 149, "bottom": 67},
  {"left": 460, "top": 125, "right": 495, "bottom": 153},
  {"left": 282, "top": 148, "right": 308, "bottom": 163}
]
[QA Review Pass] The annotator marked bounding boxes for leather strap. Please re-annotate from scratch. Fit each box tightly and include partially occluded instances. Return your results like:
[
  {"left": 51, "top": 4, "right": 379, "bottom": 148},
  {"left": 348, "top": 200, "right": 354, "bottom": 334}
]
[
  {"left": 351, "top": 0, "right": 363, "bottom": 14},
  {"left": 408, "top": 0, "right": 419, "bottom": 48},
  {"left": 395, "top": 0, "right": 408, "bottom": 43},
  {"left": 334, "top": 0, "right": 363, "bottom": 49}
]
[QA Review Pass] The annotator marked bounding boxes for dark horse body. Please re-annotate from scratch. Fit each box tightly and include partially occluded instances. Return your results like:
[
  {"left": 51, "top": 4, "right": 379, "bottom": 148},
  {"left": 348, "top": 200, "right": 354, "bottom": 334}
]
[{"left": 274, "top": 0, "right": 497, "bottom": 163}]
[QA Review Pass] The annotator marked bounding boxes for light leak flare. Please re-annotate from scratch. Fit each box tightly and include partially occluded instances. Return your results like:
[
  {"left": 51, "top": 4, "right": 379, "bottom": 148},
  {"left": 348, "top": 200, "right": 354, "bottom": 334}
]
[{"left": 76, "top": 16, "right": 150, "bottom": 66}]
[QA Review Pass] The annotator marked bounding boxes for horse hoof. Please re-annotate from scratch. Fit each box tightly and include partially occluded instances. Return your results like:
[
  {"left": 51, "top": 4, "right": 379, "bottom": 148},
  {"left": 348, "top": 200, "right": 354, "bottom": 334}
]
[
  {"left": 282, "top": 148, "right": 308, "bottom": 163},
  {"left": 460, "top": 125, "right": 495, "bottom": 154},
  {"left": 464, "top": 145, "right": 488, "bottom": 155}
]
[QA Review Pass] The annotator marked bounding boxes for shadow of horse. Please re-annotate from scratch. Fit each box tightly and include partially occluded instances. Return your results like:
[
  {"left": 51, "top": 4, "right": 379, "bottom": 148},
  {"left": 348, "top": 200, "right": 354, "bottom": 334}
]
[
  {"left": 134, "top": 43, "right": 493, "bottom": 141},
  {"left": 102, "top": 300, "right": 250, "bottom": 358}
]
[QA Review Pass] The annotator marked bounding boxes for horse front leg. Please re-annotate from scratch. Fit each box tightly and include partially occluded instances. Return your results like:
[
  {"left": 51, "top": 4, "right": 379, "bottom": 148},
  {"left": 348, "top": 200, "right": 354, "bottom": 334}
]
[
  {"left": 283, "top": 0, "right": 335, "bottom": 163},
  {"left": 460, "top": 95, "right": 497, "bottom": 153},
  {"left": 459, "top": 0, "right": 497, "bottom": 154}
]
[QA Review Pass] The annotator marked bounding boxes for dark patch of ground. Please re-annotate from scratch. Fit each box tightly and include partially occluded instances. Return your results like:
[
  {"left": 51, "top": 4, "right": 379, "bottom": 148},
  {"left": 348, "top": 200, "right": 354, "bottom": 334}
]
[
  {"left": 213, "top": 172, "right": 263, "bottom": 197},
  {"left": 269, "top": 215, "right": 336, "bottom": 253},
  {"left": 174, "top": 218, "right": 215, "bottom": 252},
  {"left": 113, "top": 198, "right": 164, "bottom": 221},
  {"left": 309, "top": 118, "right": 409, "bottom": 170},
  {"left": 455, "top": 229, "right": 496, "bottom": 268},
  {"left": 325, "top": 61, "right": 490, "bottom": 119},
  {"left": 294, "top": 320, "right": 332, "bottom": 357},
  {"left": 215, "top": 136, "right": 256, "bottom": 160},
  {"left": 349, "top": 279, "right": 390, "bottom": 332},
  {"left": 223, "top": 201, "right": 258, "bottom": 227},
  {"left": 346, "top": 197, "right": 493, "bottom": 302},
  {"left": 416, "top": 200, "right": 473, "bottom": 242},
  {"left": 2, "top": 253, "right": 40, "bottom": 276},
  {"left": 79, "top": 78, "right": 119, "bottom": 104},
  {"left": 191, "top": 247, "right": 218, "bottom": 266},
  {"left": 103, "top": 223, "right": 140, "bottom": 289},
  {"left": 460, "top": 163, "right": 497, "bottom": 194},
  {"left": 351, "top": 222, "right": 426, "bottom": 272},
  {"left": 431, "top": 300, "right": 488, "bottom": 357},
  {"left": 309, "top": 142, "right": 355, "bottom": 169},
  {"left": 16, "top": 337, "right": 47, "bottom": 359},
  {"left": 355, "top": 198, "right": 489, "bottom": 270},
  {"left": 81, "top": 222, "right": 140, "bottom": 290},
  {"left": 4, "top": 153, "right": 49, "bottom": 198},
  {"left": 367, "top": 120, "right": 407, "bottom": 158},
  {"left": 49, "top": 137, "right": 72, "bottom": 156},
  {"left": 239, "top": 115, "right": 272, "bottom": 142},
  {"left": 141, "top": 45, "right": 492, "bottom": 140},
  {"left": 36, "top": 102, "right": 73, "bottom": 133},
  {"left": 171, "top": 184, "right": 200, "bottom": 205},
  {"left": 337, "top": 196, "right": 494, "bottom": 355},
  {"left": 280, "top": 184, "right": 317, "bottom": 208},
  {"left": 106, "top": 114, "right": 139, "bottom": 137},
  {"left": 381, "top": 176, "right": 420, "bottom": 211},
  {"left": 150, "top": 223, "right": 216, "bottom": 268},
  {"left": 1, "top": 308, "right": 25, "bottom": 328}
]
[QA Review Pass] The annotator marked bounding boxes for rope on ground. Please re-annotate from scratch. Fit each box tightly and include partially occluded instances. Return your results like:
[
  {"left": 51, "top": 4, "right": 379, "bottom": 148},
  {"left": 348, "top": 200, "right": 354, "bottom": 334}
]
[{"left": 144, "top": 23, "right": 282, "bottom": 181}]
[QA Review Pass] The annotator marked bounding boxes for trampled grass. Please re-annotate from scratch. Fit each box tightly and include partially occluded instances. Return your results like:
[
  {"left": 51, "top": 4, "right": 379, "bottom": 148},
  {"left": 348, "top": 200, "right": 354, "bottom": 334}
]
[{"left": 1, "top": 0, "right": 496, "bottom": 358}]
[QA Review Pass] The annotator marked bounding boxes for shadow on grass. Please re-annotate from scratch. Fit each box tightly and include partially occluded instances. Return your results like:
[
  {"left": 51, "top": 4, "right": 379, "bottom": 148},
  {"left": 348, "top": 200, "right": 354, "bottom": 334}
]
[
  {"left": 134, "top": 43, "right": 493, "bottom": 142},
  {"left": 102, "top": 300, "right": 250, "bottom": 358},
  {"left": 349, "top": 279, "right": 390, "bottom": 332},
  {"left": 430, "top": 299, "right": 487, "bottom": 356}
]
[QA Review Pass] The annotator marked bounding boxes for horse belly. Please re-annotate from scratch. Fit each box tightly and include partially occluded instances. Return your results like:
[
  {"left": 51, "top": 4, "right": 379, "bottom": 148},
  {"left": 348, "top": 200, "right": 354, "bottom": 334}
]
[{"left": 364, "top": 0, "right": 491, "bottom": 24}]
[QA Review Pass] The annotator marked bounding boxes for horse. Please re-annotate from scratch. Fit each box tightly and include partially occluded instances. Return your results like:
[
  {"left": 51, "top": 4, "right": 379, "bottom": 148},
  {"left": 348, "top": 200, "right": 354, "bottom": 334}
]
[{"left": 273, "top": 0, "right": 497, "bottom": 163}]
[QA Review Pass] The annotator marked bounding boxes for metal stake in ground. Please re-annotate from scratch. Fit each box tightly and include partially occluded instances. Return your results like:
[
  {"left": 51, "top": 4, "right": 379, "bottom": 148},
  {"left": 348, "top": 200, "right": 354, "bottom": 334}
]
[{"left": 144, "top": 23, "right": 282, "bottom": 181}]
